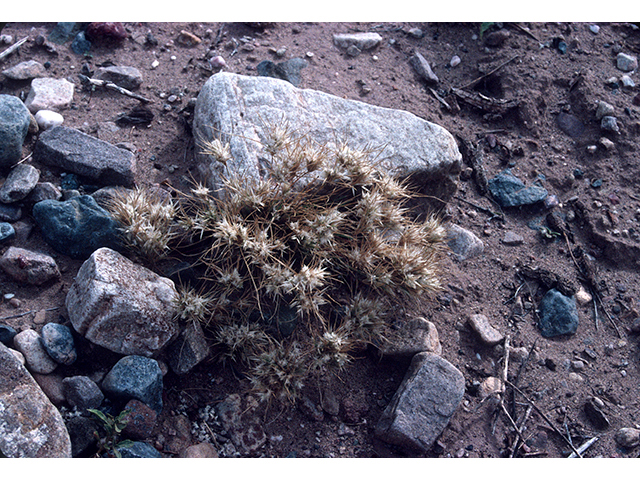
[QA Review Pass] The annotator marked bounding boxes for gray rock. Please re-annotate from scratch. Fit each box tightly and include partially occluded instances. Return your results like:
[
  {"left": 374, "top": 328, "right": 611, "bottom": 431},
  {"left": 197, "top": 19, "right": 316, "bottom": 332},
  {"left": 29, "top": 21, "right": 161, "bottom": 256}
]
[
  {"left": 180, "top": 442, "right": 219, "bottom": 458},
  {"left": 410, "top": 52, "right": 439, "bottom": 85},
  {"left": 32, "top": 195, "right": 121, "bottom": 259},
  {"left": 117, "top": 441, "right": 163, "bottom": 458},
  {"left": 32, "top": 126, "right": 136, "bottom": 187},
  {"left": 538, "top": 288, "right": 579, "bottom": 337},
  {"left": 193, "top": 72, "right": 461, "bottom": 205},
  {"left": 0, "top": 341, "right": 72, "bottom": 457},
  {"left": 379, "top": 316, "right": 441, "bottom": 357},
  {"left": 216, "top": 394, "right": 266, "bottom": 454},
  {"left": 31, "top": 372, "right": 66, "bottom": 406},
  {"left": 446, "top": 224, "right": 484, "bottom": 261},
  {"left": 0, "top": 246, "right": 60, "bottom": 285},
  {"left": 502, "top": 231, "right": 524, "bottom": 246},
  {"left": 601, "top": 116, "right": 620, "bottom": 134},
  {"left": 0, "top": 222, "right": 15, "bottom": 243},
  {"left": 41, "top": 322, "right": 77, "bottom": 365},
  {"left": 25, "top": 182, "right": 62, "bottom": 203},
  {"left": 614, "top": 428, "right": 640, "bottom": 448},
  {"left": 488, "top": 169, "right": 548, "bottom": 207},
  {"left": 556, "top": 112, "right": 585, "bottom": 138},
  {"left": 12, "top": 328, "right": 58, "bottom": 374},
  {"left": 93, "top": 66, "right": 143, "bottom": 90},
  {"left": 24, "top": 77, "right": 74, "bottom": 113},
  {"left": 0, "top": 94, "right": 31, "bottom": 168},
  {"left": 101, "top": 355, "right": 164, "bottom": 413},
  {"left": 620, "top": 75, "right": 635, "bottom": 88},
  {"left": 0, "top": 324, "right": 18, "bottom": 345},
  {"left": 34, "top": 110, "right": 64, "bottom": 130},
  {"left": 468, "top": 314, "right": 504, "bottom": 346},
  {"left": 0, "top": 164, "right": 40, "bottom": 203},
  {"left": 62, "top": 376, "right": 104, "bottom": 410},
  {"left": 256, "top": 58, "right": 308, "bottom": 86},
  {"left": 375, "top": 352, "right": 465, "bottom": 453},
  {"left": 595, "top": 100, "right": 615, "bottom": 120},
  {"left": 166, "top": 321, "right": 211, "bottom": 374},
  {"left": 0, "top": 203, "right": 22, "bottom": 221},
  {"left": 616, "top": 52, "right": 638, "bottom": 72},
  {"left": 333, "top": 32, "right": 382, "bottom": 51},
  {"left": 2, "top": 60, "right": 48, "bottom": 80},
  {"left": 65, "top": 247, "right": 179, "bottom": 357},
  {"left": 66, "top": 416, "right": 99, "bottom": 457}
]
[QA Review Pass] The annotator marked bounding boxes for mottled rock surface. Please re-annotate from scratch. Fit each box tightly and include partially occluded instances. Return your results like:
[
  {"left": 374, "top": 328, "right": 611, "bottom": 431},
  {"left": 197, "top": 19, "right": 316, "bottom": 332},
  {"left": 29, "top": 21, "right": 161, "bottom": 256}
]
[
  {"left": 65, "top": 247, "right": 179, "bottom": 356},
  {"left": 0, "top": 341, "right": 72, "bottom": 457}
]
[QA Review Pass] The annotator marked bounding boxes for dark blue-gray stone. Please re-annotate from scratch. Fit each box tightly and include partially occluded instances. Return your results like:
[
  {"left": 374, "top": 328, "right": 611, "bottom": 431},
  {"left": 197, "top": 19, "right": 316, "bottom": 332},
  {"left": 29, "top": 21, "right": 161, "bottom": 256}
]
[
  {"left": 0, "top": 203, "right": 22, "bottom": 222},
  {"left": 41, "top": 322, "right": 77, "bottom": 365},
  {"left": 62, "top": 375, "right": 104, "bottom": 410},
  {"left": 488, "top": 169, "right": 548, "bottom": 207},
  {"left": 47, "top": 22, "right": 81, "bottom": 44},
  {"left": 101, "top": 356, "right": 163, "bottom": 413},
  {"left": 71, "top": 31, "right": 91, "bottom": 55},
  {"left": 116, "top": 441, "right": 163, "bottom": 458},
  {"left": 0, "top": 94, "right": 31, "bottom": 168},
  {"left": 32, "top": 195, "right": 121, "bottom": 259},
  {"left": 0, "top": 222, "right": 15, "bottom": 243},
  {"left": 0, "top": 324, "right": 17, "bottom": 346},
  {"left": 556, "top": 112, "right": 585, "bottom": 138},
  {"left": 65, "top": 415, "right": 99, "bottom": 457},
  {"left": 257, "top": 58, "right": 308, "bottom": 86},
  {"left": 538, "top": 288, "right": 579, "bottom": 337},
  {"left": 32, "top": 126, "right": 136, "bottom": 187}
]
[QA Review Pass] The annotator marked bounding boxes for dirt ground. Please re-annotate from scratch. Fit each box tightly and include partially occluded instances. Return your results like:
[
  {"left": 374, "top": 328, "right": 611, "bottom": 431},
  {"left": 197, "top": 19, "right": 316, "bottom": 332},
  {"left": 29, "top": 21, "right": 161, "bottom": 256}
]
[{"left": 1, "top": 21, "right": 640, "bottom": 459}]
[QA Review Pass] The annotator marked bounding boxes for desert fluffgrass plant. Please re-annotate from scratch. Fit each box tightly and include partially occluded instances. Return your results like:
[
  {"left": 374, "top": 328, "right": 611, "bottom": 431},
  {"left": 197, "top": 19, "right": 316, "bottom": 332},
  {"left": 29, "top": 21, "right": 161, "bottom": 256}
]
[
  {"left": 106, "top": 186, "right": 177, "bottom": 263},
  {"left": 108, "top": 123, "right": 446, "bottom": 404}
]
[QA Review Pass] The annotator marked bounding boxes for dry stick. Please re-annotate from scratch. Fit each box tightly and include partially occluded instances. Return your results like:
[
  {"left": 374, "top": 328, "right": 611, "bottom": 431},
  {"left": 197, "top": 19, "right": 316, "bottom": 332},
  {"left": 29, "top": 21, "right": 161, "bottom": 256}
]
[
  {"left": 0, "top": 306, "right": 59, "bottom": 321},
  {"left": 568, "top": 437, "right": 599, "bottom": 458},
  {"left": 457, "top": 54, "right": 521, "bottom": 90},
  {"left": 506, "top": 380, "right": 583, "bottom": 458},
  {"left": 78, "top": 74, "right": 152, "bottom": 103},
  {"left": 510, "top": 404, "right": 533, "bottom": 458},
  {"left": 0, "top": 36, "right": 28, "bottom": 62},
  {"left": 511, "top": 23, "right": 542, "bottom": 43}
]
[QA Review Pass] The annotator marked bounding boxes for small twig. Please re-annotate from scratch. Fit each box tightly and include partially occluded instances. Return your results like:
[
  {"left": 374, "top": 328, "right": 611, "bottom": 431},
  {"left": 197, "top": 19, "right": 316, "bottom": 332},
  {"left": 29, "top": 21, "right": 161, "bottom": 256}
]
[
  {"left": 0, "top": 36, "right": 28, "bottom": 62},
  {"left": 78, "top": 74, "right": 152, "bottom": 103},
  {"left": 457, "top": 54, "right": 520, "bottom": 90},
  {"left": 510, "top": 404, "right": 533, "bottom": 457},
  {"left": 510, "top": 23, "right": 542, "bottom": 43},
  {"left": 594, "top": 290, "right": 623, "bottom": 338},
  {"left": 0, "top": 306, "right": 59, "bottom": 321},
  {"left": 568, "top": 437, "right": 598, "bottom": 458},
  {"left": 506, "top": 380, "right": 583, "bottom": 458},
  {"left": 454, "top": 196, "right": 503, "bottom": 221},
  {"left": 428, "top": 87, "right": 453, "bottom": 111}
]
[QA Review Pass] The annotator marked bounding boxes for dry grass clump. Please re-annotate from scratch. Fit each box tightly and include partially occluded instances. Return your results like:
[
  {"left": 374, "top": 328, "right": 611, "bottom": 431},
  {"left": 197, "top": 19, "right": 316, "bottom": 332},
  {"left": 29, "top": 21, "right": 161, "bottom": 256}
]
[{"left": 108, "top": 124, "right": 446, "bottom": 404}]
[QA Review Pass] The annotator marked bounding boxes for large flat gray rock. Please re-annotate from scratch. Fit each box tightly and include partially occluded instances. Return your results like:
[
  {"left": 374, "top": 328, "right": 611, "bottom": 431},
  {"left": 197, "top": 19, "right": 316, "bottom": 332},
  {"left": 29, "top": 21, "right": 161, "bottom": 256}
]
[
  {"left": 33, "top": 126, "right": 136, "bottom": 187},
  {"left": 0, "top": 342, "right": 72, "bottom": 457},
  {"left": 193, "top": 72, "right": 461, "bottom": 203}
]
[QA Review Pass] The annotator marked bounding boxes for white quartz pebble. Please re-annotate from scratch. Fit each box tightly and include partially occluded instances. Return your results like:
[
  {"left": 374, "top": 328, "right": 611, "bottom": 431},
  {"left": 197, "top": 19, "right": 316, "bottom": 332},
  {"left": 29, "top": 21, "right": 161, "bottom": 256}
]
[{"left": 35, "top": 110, "right": 64, "bottom": 130}]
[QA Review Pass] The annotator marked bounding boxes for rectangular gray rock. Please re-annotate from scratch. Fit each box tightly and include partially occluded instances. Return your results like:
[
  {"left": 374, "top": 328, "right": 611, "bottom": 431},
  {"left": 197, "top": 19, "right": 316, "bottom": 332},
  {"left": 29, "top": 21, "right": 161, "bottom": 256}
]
[
  {"left": 193, "top": 72, "right": 461, "bottom": 204},
  {"left": 33, "top": 126, "right": 136, "bottom": 187}
]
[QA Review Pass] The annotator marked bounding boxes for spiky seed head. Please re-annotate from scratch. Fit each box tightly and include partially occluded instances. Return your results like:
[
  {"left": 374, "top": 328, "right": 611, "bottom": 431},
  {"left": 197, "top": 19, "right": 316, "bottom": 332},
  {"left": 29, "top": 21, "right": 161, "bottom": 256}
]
[{"left": 201, "top": 138, "right": 232, "bottom": 166}]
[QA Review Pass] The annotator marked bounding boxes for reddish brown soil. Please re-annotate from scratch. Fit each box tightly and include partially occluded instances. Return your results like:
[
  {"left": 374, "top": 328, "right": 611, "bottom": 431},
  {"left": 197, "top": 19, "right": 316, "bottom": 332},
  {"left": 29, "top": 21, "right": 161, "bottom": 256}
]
[{"left": 1, "top": 22, "right": 640, "bottom": 458}]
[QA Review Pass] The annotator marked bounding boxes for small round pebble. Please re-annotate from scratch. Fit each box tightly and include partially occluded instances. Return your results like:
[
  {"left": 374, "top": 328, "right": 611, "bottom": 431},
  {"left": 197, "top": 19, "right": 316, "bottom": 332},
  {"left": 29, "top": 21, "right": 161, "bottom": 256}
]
[
  {"left": 450, "top": 55, "right": 461, "bottom": 67},
  {"left": 615, "top": 428, "right": 640, "bottom": 448},
  {"left": 0, "top": 222, "right": 16, "bottom": 243},
  {"left": 34, "top": 110, "right": 64, "bottom": 130},
  {"left": 13, "top": 328, "right": 58, "bottom": 374},
  {"left": 41, "top": 322, "right": 77, "bottom": 365},
  {"left": 589, "top": 25, "right": 600, "bottom": 34}
]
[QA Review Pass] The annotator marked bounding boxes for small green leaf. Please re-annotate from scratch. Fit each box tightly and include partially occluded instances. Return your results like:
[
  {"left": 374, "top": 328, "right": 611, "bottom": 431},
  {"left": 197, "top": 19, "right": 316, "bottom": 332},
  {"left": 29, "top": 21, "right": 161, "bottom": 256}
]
[
  {"left": 480, "top": 22, "right": 495, "bottom": 40},
  {"left": 88, "top": 408, "right": 110, "bottom": 426}
]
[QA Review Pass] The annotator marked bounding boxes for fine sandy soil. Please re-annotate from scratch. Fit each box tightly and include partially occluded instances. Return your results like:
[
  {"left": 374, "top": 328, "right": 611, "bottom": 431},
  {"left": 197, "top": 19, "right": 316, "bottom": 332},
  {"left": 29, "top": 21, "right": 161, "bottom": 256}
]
[{"left": 1, "top": 21, "right": 640, "bottom": 459}]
